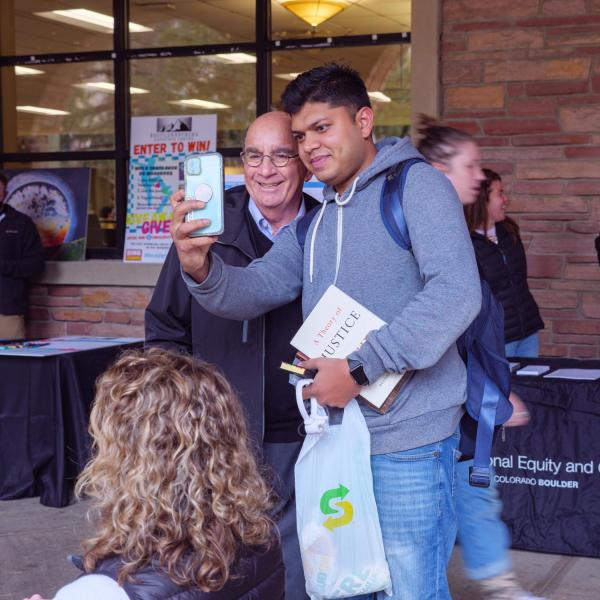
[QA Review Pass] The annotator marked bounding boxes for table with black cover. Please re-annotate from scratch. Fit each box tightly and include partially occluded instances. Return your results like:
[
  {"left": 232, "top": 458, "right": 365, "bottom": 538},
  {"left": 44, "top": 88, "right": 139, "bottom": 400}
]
[
  {"left": 493, "top": 357, "right": 600, "bottom": 558},
  {"left": 0, "top": 341, "right": 142, "bottom": 508}
]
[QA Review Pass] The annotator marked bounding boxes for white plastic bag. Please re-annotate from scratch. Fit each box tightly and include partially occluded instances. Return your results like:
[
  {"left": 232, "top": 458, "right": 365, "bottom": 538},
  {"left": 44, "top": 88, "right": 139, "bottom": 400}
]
[{"left": 294, "top": 379, "right": 392, "bottom": 599}]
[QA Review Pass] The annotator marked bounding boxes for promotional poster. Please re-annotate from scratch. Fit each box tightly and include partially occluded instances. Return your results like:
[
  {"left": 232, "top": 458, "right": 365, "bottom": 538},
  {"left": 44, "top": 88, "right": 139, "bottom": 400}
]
[
  {"left": 3, "top": 168, "right": 91, "bottom": 261},
  {"left": 124, "top": 114, "right": 217, "bottom": 263}
]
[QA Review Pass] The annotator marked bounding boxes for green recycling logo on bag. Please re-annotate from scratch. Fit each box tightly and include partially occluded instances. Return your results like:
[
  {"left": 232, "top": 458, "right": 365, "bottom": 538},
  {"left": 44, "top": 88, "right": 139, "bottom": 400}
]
[{"left": 320, "top": 484, "right": 354, "bottom": 531}]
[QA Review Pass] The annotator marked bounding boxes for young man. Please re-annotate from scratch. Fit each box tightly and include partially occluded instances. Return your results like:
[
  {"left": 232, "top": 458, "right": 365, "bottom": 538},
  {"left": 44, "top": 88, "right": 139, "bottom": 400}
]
[
  {"left": 170, "top": 65, "right": 481, "bottom": 599},
  {"left": 146, "top": 111, "right": 316, "bottom": 600},
  {"left": 0, "top": 172, "right": 45, "bottom": 340}
]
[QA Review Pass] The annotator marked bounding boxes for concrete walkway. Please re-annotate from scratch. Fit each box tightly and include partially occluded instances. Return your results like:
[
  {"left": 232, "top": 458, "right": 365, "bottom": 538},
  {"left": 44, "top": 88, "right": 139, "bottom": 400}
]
[{"left": 1, "top": 497, "right": 598, "bottom": 599}]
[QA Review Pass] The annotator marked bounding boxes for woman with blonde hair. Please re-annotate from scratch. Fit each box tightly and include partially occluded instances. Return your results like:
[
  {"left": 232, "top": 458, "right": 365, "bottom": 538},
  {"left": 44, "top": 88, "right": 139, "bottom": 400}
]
[{"left": 26, "top": 347, "right": 283, "bottom": 600}]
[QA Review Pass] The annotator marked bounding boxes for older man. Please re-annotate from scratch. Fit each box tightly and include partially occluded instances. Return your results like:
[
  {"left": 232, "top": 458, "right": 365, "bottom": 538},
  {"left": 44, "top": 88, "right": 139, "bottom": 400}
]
[{"left": 145, "top": 111, "right": 316, "bottom": 599}]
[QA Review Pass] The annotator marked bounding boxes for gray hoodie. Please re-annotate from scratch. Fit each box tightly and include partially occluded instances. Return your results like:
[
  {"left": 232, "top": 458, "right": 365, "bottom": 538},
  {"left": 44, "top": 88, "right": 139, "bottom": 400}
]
[{"left": 184, "top": 137, "right": 481, "bottom": 454}]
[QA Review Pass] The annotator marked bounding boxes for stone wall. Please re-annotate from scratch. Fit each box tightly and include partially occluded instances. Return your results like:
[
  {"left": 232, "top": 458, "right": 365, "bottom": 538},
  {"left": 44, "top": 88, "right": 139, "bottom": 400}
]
[
  {"left": 27, "top": 285, "right": 152, "bottom": 340},
  {"left": 442, "top": 0, "right": 600, "bottom": 358}
]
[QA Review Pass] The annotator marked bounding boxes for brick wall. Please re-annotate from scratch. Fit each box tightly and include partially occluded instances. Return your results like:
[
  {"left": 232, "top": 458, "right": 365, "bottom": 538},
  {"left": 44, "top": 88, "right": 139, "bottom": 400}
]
[
  {"left": 27, "top": 285, "right": 152, "bottom": 340},
  {"left": 442, "top": 0, "right": 600, "bottom": 358}
]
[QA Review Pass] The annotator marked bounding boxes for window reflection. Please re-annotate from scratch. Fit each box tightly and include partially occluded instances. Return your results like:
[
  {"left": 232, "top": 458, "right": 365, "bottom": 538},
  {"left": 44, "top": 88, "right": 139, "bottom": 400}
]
[
  {"left": 1, "top": 1, "right": 114, "bottom": 55},
  {"left": 1, "top": 62, "right": 115, "bottom": 153},
  {"left": 130, "top": 56, "right": 255, "bottom": 148},
  {"left": 272, "top": 44, "right": 411, "bottom": 139},
  {"left": 129, "top": 1, "right": 255, "bottom": 48}
]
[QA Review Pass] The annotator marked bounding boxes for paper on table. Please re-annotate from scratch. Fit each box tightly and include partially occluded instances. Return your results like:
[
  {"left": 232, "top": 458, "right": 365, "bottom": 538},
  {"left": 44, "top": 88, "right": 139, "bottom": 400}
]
[
  {"left": 544, "top": 368, "right": 600, "bottom": 381},
  {"left": 0, "top": 336, "right": 143, "bottom": 357},
  {"left": 516, "top": 365, "right": 550, "bottom": 376}
]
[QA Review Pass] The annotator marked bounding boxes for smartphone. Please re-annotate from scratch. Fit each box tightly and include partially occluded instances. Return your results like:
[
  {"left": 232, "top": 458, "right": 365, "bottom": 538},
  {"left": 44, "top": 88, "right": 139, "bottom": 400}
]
[{"left": 183, "top": 152, "right": 224, "bottom": 237}]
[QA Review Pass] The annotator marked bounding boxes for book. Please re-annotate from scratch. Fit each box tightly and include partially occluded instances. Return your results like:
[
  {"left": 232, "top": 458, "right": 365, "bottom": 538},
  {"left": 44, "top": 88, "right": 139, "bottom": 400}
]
[{"left": 290, "top": 285, "right": 412, "bottom": 413}]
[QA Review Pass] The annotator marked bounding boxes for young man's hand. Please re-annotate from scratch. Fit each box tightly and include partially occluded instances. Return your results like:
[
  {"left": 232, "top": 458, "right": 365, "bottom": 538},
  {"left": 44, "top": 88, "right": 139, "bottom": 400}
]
[
  {"left": 300, "top": 358, "right": 361, "bottom": 408},
  {"left": 170, "top": 189, "right": 218, "bottom": 283}
]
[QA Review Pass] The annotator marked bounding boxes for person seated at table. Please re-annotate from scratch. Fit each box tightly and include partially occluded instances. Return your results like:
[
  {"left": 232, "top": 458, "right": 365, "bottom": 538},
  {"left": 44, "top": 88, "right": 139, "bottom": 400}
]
[{"left": 24, "top": 347, "right": 284, "bottom": 600}]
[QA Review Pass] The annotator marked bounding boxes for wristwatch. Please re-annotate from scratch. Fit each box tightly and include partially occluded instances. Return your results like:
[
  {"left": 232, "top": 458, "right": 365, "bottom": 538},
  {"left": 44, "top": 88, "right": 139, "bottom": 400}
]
[{"left": 347, "top": 359, "right": 369, "bottom": 387}]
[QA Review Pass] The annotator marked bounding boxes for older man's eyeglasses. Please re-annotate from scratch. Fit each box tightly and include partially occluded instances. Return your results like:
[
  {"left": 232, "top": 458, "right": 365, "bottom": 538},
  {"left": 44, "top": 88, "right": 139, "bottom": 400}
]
[{"left": 240, "top": 151, "right": 299, "bottom": 168}]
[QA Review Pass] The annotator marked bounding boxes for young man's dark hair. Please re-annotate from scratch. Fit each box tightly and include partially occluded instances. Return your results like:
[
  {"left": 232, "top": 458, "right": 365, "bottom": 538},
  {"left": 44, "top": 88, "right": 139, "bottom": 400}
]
[
  {"left": 281, "top": 63, "right": 371, "bottom": 116},
  {"left": 0, "top": 172, "right": 7, "bottom": 188}
]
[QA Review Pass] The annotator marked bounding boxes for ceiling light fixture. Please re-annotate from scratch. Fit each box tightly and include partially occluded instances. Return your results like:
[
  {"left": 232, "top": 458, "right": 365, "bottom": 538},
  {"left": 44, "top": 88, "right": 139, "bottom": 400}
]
[
  {"left": 277, "top": 0, "right": 350, "bottom": 28},
  {"left": 368, "top": 91, "right": 392, "bottom": 103},
  {"left": 214, "top": 53, "right": 256, "bottom": 64},
  {"left": 75, "top": 82, "right": 149, "bottom": 94},
  {"left": 169, "top": 99, "right": 230, "bottom": 110},
  {"left": 17, "top": 105, "right": 70, "bottom": 116},
  {"left": 35, "top": 9, "right": 152, "bottom": 34},
  {"left": 15, "top": 66, "right": 44, "bottom": 76}
]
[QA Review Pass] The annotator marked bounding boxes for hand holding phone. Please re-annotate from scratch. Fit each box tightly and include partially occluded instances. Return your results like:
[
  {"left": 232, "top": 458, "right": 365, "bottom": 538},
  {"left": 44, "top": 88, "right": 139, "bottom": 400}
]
[
  {"left": 184, "top": 152, "right": 224, "bottom": 237},
  {"left": 170, "top": 189, "right": 218, "bottom": 284}
]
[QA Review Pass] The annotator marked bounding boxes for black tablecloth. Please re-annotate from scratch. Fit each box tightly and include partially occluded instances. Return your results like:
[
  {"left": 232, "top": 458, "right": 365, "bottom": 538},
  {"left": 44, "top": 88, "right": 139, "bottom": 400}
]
[
  {"left": 494, "top": 357, "right": 600, "bottom": 558},
  {"left": 0, "top": 343, "right": 141, "bottom": 507}
]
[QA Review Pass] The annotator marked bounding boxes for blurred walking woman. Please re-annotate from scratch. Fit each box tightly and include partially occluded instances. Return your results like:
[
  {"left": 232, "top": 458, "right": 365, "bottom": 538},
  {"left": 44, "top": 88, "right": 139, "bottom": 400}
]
[
  {"left": 464, "top": 169, "right": 544, "bottom": 357},
  {"left": 27, "top": 348, "right": 283, "bottom": 600}
]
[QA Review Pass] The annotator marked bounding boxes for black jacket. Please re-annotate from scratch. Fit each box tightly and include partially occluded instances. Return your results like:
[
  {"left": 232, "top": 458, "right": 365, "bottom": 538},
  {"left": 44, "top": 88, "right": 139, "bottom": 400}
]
[
  {"left": 0, "top": 204, "right": 45, "bottom": 315},
  {"left": 145, "top": 186, "right": 317, "bottom": 443},
  {"left": 73, "top": 543, "right": 284, "bottom": 600},
  {"left": 470, "top": 221, "right": 544, "bottom": 344}
]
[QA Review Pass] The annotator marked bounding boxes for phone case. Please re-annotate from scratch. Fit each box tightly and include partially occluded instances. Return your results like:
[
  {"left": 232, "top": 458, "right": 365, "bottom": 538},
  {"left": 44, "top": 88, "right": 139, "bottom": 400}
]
[{"left": 184, "top": 152, "right": 224, "bottom": 237}]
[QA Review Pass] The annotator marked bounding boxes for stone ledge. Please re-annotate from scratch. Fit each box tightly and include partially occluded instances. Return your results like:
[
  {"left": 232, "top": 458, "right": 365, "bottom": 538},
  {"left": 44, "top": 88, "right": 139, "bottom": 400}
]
[{"left": 35, "top": 260, "right": 162, "bottom": 288}]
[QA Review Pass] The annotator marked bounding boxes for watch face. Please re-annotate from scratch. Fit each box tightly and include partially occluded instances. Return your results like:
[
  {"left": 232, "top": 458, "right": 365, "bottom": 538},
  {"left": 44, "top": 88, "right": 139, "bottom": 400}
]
[{"left": 351, "top": 364, "right": 369, "bottom": 386}]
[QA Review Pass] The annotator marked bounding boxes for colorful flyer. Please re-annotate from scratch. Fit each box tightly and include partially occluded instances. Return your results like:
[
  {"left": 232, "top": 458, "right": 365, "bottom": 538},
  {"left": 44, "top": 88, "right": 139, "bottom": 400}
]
[{"left": 124, "top": 114, "right": 217, "bottom": 263}]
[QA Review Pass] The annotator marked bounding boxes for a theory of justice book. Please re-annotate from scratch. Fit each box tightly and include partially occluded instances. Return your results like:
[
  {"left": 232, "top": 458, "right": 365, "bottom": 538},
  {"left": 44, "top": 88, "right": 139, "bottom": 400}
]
[{"left": 290, "top": 285, "right": 412, "bottom": 413}]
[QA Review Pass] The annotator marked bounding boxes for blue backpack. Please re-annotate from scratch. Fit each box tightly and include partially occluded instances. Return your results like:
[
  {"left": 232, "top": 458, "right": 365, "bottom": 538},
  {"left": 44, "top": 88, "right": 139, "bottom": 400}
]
[{"left": 296, "top": 158, "right": 513, "bottom": 487}]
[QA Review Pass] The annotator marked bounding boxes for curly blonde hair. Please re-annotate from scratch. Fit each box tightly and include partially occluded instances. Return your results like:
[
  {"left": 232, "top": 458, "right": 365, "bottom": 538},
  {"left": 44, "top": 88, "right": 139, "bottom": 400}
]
[{"left": 76, "top": 347, "right": 276, "bottom": 591}]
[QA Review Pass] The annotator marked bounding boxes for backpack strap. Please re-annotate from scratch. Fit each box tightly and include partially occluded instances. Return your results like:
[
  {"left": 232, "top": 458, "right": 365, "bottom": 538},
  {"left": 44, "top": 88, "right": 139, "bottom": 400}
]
[
  {"left": 468, "top": 363, "right": 502, "bottom": 488},
  {"left": 296, "top": 204, "right": 321, "bottom": 252},
  {"left": 380, "top": 157, "right": 426, "bottom": 251},
  {"left": 460, "top": 282, "right": 512, "bottom": 487}
]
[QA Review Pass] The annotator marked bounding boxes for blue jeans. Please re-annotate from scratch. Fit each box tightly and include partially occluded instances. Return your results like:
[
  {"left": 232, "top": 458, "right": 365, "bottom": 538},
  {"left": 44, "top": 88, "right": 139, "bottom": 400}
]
[
  {"left": 455, "top": 461, "right": 511, "bottom": 580},
  {"left": 504, "top": 332, "right": 540, "bottom": 358},
  {"left": 353, "top": 432, "right": 460, "bottom": 600}
]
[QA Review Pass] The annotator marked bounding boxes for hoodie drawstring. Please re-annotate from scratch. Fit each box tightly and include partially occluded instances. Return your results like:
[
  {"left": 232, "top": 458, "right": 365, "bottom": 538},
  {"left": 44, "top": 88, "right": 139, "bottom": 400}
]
[
  {"left": 308, "top": 199, "right": 329, "bottom": 283},
  {"left": 332, "top": 177, "right": 359, "bottom": 285},
  {"left": 308, "top": 176, "right": 360, "bottom": 285}
]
